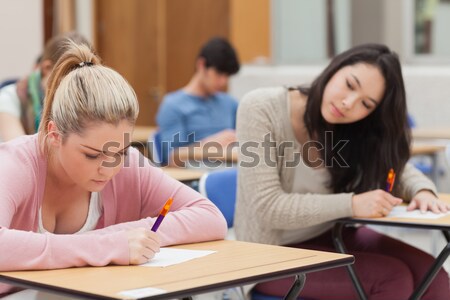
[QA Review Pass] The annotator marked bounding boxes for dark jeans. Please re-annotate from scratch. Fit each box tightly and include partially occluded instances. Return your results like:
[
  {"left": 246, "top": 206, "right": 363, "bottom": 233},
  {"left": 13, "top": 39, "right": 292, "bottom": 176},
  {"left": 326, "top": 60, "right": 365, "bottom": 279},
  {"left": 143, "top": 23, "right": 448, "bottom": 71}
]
[{"left": 254, "top": 226, "right": 450, "bottom": 300}]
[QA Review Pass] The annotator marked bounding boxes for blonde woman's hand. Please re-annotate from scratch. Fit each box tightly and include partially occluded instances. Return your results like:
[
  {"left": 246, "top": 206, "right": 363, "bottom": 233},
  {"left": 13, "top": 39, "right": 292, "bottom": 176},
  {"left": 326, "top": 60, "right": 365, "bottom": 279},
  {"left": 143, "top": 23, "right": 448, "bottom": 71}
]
[
  {"left": 352, "top": 189, "right": 403, "bottom": 218},
  {"left": 126, "top": 227, "right": 160, "bottom": 265},
  {"left": 407, "top": 190, "right": 450, "bottom": 214}
]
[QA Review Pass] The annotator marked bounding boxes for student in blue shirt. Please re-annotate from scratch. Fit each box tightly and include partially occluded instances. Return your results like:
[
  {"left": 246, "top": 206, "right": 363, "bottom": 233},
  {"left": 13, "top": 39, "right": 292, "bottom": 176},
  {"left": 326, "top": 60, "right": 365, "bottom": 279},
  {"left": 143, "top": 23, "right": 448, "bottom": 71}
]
[{"left": 156, "top": 37, "right": 240, "bottom": 166}]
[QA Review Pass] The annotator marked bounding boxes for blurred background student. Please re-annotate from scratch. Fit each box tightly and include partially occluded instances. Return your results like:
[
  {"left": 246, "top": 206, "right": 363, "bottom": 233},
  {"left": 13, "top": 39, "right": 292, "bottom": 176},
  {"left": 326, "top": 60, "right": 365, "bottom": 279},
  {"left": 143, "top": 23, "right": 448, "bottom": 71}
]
[
  {"left": 0, "top": 31, "right": 89, "bottom": 142},
  {"left": 156, "top": 37, "right": 240, "bottom": 166}
]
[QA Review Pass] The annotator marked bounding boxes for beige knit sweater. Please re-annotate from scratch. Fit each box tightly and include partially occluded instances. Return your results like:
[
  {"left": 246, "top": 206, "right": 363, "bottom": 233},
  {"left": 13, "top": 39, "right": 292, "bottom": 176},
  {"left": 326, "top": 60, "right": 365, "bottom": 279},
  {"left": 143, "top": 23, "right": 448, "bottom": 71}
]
[{"left": 235, "top": 86, "right": 437, "bottom": 245}]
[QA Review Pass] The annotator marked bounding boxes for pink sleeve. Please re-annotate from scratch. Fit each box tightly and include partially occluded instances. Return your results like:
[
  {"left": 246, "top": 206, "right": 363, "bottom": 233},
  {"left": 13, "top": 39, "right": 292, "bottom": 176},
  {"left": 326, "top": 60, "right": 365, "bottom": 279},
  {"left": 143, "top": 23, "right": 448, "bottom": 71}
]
[
  {"left": 138, "top": 160, "right": 228, "bottom": 246},
  {"left": 0, "top": 153, "right": 129, "bottom": 273},
  {"left": 85, "top": 172, "right": 229, "bottom": 246},
  {"left": 0, "top": 228, "right": 129, "bottom": 271}
]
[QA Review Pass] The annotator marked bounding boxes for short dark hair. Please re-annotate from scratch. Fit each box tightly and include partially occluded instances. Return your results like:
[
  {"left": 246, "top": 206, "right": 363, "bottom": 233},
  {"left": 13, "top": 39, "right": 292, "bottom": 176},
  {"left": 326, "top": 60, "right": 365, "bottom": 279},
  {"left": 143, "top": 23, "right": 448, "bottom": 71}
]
[
  {"left": 198, "top": 37, "right": 240, "bottom": 75},
  {"left": 298, "top": 43, "right": 410, "bottom": 195}
]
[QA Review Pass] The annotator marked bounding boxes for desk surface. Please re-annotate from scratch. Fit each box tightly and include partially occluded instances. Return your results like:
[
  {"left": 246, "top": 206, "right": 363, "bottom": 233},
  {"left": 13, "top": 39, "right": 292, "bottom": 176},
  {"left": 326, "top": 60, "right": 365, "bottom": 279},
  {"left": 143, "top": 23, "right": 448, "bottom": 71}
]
[
  {"left": 175, "top": 147, "right": 238, "bottom": 164},
  {"left": 344, "top": 194, "right": 450, "bottom": 229},
  {"left": 132, "top": 126, "right": 157, "bottom": 144},
  {"left": 162, "top": 167, "right": 205, "bottom": 182},
  {"left": 0, "top": 240, "right": 353, "bottom": 300},
  {"left": 179, "top": 143, "right": 439, "bottom": 163},
  {"left": 411, "top": 143, "right": 445, "bottom": 156},
  {"left": 413, "top": 128, "right": 450, "bottom": 140}
]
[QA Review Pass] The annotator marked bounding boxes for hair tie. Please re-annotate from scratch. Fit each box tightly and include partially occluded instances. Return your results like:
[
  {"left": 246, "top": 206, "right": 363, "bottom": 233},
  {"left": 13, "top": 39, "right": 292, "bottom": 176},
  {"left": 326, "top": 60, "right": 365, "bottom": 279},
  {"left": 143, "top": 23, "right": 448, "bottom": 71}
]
[{"left": 78, "top": 61, "right": 93, "bottom": 68}]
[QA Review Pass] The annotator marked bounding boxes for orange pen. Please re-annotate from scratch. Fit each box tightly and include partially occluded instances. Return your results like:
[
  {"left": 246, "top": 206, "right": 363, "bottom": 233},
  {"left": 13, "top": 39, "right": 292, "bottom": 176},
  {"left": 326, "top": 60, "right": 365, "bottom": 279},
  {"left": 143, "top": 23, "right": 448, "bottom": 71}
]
[
  {"left": 385, "top": 168, "right": 396, "bottom": 193},
  {"left": 151, "top": 197, "right": 173, "bottom": 232}
]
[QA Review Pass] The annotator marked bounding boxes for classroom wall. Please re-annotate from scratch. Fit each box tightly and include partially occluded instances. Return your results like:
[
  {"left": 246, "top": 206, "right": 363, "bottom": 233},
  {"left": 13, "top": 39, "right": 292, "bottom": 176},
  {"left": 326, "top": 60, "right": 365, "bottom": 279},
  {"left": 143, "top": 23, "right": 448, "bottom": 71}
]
[
  {"left": 433, "top": 2, "right": 450, "bottom": 56},
  {"left": 229, "top": 65, "right": 450, "bottom": 128},
  {"left": 230, "top": 0, "right": 270, "bottom": 64},
  {"left": 0, "top": 0, "right": 43, "bottom": 82},
  {"left": 272, "top": 0, "right": 327, "bottom": 64}
]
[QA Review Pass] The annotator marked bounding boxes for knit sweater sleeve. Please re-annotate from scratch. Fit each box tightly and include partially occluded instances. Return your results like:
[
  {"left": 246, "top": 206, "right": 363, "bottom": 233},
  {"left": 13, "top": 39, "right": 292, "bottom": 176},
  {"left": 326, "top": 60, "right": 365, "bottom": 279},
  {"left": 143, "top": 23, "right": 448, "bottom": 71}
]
[
  {"left": 236, "top": 88, "right": 353, "bottom": 233},
  {"left": 396, "top": 163, "right": 438, "bottom": 200}
]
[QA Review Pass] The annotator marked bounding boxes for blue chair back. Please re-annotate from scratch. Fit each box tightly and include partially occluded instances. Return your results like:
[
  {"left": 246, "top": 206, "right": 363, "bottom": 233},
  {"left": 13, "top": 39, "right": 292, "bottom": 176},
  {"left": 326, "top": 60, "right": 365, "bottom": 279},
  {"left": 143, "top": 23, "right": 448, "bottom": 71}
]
[
  {"left": 406, "top": 114, "right": 433, "bottom": 175},
  {"left": 148, "top": 131, "right": 169, "bottom": 166},
  {"left": 200, "top": 168, "right": 308, "bottom": 300},
  {"left": 407, "top": 114, "right": 416, "bottom": 128},
  {"left": 200, "top": 168, "right": 237, "bottom": 228}
]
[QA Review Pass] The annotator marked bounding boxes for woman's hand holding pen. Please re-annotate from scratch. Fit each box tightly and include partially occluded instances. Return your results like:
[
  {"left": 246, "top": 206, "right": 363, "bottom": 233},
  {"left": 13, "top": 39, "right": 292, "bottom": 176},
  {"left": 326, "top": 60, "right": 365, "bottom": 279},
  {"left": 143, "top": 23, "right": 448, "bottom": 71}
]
[
  {"left": 126, "top": 227, "right": 161, "bottom": 265},
  {"left": 352, "top": 189, "right": 403, "bottom": 218},
  {"left": 408, "top": 190, "right": 450, "bottom": 214}
]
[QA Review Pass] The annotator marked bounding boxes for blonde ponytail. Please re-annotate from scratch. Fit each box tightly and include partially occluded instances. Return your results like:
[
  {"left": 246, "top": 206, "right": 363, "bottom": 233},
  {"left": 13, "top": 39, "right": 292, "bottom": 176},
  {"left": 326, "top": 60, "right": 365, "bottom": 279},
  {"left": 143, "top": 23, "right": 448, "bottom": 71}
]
[{"left": 38, "top": 40, "right": 139, "bottom": 152}]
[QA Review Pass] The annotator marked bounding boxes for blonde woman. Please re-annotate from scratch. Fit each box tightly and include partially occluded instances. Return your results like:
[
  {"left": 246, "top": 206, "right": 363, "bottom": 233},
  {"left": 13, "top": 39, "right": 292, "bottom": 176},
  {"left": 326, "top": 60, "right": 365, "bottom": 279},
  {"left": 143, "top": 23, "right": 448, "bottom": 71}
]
[{"left": 0, "top": 41, "right": 227, "bottom": 297}]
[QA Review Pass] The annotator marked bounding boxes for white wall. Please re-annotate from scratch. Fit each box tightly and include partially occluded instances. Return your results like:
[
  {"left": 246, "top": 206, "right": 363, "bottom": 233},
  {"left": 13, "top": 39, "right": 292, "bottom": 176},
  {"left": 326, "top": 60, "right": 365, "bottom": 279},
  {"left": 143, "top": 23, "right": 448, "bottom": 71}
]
[
  {"left": 433, "top": 2, "right": 450, "bottom": 56},
  {"left": 230, "top": 65, "right": 450, "bottom": 128},
  {"left": 0, "top": 0, "right": 43, "bottom": 82},
  {"left": 272, "top": 0, "right": 327, "bottom": 64}
]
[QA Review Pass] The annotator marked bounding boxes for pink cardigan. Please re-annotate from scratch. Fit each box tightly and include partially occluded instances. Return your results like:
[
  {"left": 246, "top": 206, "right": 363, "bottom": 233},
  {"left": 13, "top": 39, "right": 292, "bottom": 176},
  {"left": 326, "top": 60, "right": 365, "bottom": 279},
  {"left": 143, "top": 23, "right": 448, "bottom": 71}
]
[{"left": 0, "top": 135, "right": 227, "bottom": 294}]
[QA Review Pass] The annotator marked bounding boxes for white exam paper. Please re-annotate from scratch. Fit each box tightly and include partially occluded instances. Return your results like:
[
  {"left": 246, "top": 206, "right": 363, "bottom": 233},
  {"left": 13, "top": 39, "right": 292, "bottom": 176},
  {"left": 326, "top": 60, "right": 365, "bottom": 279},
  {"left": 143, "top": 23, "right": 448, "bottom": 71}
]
[
  {"left": 139, "top": 248, "right": 216, "bottom": 267},
  {"left": 118, "top": 287, "right": 166, "bottom": 298},
  {"left": 387, "top": 206, "right": 450, "bottom": 219}
]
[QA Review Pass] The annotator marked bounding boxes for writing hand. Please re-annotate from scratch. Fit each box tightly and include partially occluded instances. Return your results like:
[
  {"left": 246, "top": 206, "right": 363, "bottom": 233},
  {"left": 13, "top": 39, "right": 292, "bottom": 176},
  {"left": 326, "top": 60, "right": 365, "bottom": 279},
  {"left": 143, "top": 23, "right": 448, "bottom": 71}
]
[
  {"left": 352, "top": 189, "right": 403, "bottom": 218},
  {"left": 126, "top": 227, "right": 160, "bottom": 265}
]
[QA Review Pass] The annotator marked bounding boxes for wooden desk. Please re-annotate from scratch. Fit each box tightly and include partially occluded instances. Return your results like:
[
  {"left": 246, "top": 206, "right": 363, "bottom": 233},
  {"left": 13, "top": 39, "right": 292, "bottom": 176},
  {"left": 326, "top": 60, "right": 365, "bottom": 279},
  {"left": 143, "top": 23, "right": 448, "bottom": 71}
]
[
  {"left": 332, "top": 194, "right": 450, "bottom": 300},
  {"left": 178, "top": 143, "right": 442, "bottom": 166},
  {"left": 172, "top": 145, "right": 238, "bottom": 168},
  {"left": 0, "top": 240, "right": 354, "bottom": 300},
  {"left": 132, "top": 126, "right": 157, "bottom": 145},
  {"left": 162, "top": 167, "right": 205, "bottom": 183},
  {"left": 411, "top": 143, "right": 445, "bottom": 156},
  {"left": 413, "top": 128, "right": 450, "bottom": 140}
]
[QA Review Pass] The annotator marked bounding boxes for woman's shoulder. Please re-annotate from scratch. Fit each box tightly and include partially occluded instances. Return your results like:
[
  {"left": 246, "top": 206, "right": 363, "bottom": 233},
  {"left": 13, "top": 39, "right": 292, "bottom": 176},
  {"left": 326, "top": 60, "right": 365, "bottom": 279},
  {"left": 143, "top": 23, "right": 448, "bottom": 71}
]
[
  {"left": 241, "top": 86, "right": 287, "bottom": 104},
  {"left": 238, "top": 86, "right": 288, "bottom": 116},
  {"left": 0, "top": 134, "right": 40, "bottom": 162},
  {"left": 0, "top": 135, "right": 41, "bottom": 198}
]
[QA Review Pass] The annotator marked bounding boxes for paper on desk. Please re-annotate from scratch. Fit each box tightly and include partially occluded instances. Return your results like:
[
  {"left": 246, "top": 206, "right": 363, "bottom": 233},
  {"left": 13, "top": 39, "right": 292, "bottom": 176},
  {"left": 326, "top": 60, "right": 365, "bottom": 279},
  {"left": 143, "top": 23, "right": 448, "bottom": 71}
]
[
  {"left": 118, "top": 287, "right": 166, "bottom": 298},
  {"left": 387, "top": 206, "right": 450, "bottom": 219},
  {"left": 139, "top": 248, "right": 216, "bottom": 267}
]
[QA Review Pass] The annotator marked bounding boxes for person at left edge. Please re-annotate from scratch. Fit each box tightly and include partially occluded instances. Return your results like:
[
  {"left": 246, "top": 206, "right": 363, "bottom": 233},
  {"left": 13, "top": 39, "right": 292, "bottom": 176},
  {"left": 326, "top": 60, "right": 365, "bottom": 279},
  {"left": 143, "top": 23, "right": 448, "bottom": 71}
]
[
  {"left": 0, "top": 31, "right": 89, "bottom": 142},
  {"left": 0, "top": 40, "right": 227, "bottom": 297}
]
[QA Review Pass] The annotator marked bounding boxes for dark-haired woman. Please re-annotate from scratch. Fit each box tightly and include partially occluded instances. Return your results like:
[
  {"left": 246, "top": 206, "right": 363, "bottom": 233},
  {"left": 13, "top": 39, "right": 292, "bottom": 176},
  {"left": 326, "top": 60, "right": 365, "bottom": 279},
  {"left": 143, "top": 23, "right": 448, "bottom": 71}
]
[{"left": 235, "top": 44, "right": 450, "bottom": 300}]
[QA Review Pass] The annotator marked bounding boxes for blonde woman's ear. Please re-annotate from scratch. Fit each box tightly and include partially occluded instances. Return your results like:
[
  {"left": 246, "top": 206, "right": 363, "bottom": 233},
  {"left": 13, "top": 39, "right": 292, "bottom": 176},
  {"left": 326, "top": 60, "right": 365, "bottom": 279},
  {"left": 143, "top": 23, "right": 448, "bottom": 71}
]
[{"left": 46, "top": 121, "right": 62, "bottom": 147}]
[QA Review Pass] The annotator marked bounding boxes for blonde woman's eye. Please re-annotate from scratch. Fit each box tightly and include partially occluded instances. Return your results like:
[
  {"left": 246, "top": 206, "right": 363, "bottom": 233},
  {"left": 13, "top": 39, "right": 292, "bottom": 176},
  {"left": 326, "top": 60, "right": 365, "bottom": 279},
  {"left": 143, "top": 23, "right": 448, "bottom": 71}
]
[{"left": 85, "top": 154, "right": 100, "bottom": 160}]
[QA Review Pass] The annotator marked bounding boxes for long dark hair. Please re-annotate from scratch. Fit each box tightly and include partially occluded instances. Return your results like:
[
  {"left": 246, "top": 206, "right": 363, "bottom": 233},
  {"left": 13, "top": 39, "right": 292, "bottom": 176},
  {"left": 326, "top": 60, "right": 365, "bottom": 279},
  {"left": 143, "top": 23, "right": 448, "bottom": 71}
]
[{"left": 299, "top": 43, "right": 410, "bottom": 194}]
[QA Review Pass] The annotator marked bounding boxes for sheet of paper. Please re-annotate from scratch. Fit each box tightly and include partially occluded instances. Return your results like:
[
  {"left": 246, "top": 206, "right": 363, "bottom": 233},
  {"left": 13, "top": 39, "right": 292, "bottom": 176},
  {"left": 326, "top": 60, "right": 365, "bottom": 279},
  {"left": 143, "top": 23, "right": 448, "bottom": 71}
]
[
  {"left": 139, "top": 248, "right": 216, "bottom": 267},
  {"left": 387, "top": 206, "right": 450, "bottom": 219},
  {"left": 118, "top": 287, "right": 166, "bottom": 299}
]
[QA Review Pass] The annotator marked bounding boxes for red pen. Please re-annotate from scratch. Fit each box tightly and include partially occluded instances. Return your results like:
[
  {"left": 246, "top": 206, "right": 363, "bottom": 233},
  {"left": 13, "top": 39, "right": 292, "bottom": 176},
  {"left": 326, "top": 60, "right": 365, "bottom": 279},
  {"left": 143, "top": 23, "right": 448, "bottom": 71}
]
[{"left": 385, "top": 168, "right": 396, "bottom": 193}]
